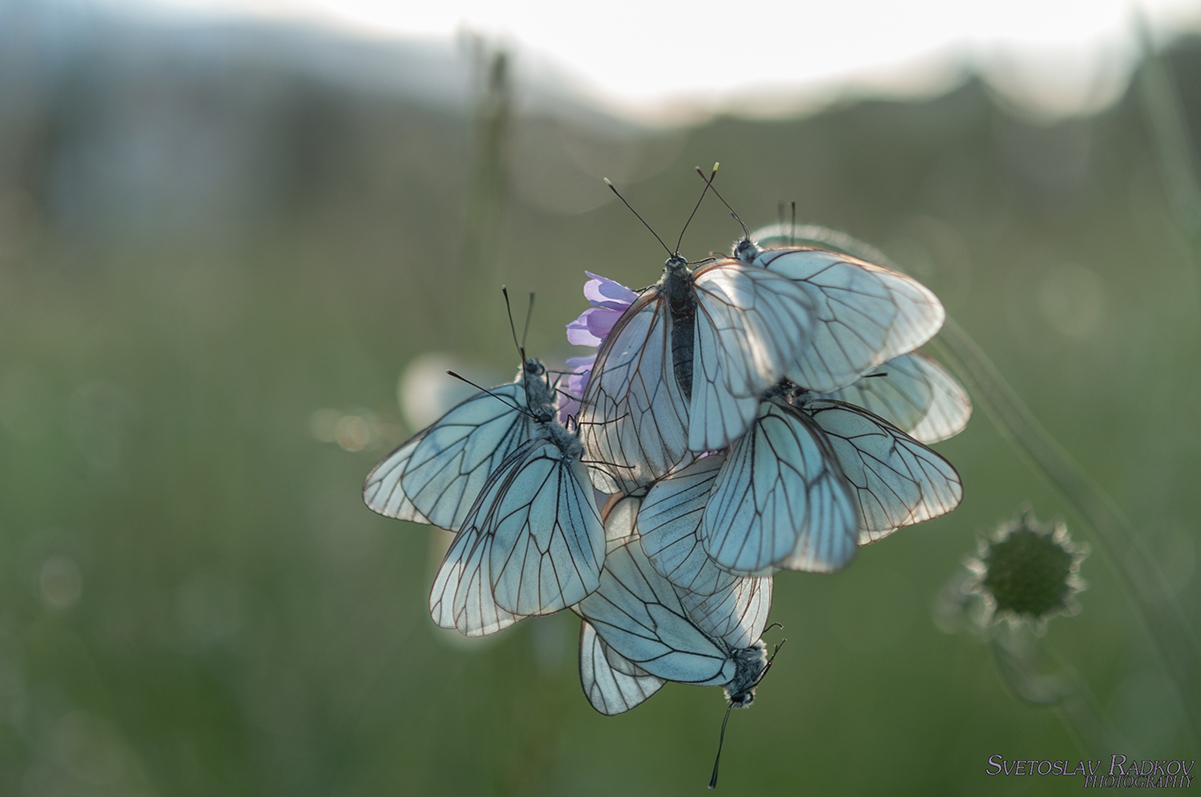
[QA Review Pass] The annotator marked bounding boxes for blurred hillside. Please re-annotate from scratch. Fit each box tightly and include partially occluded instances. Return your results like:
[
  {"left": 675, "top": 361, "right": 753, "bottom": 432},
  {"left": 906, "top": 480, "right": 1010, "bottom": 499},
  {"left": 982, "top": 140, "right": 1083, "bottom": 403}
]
[{"left": 1, "top": 4, "right": 1199, "bottom": 795}]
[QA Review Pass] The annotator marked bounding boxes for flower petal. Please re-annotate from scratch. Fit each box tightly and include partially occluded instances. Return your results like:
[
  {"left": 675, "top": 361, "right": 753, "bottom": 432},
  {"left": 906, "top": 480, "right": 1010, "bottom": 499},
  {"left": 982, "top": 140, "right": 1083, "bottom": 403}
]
[
  {"left": 567, "top": 310, "right": 605, "bottom": 346},
  {"left": 584, "top": 271, "right": 637, "bottom": 310}
]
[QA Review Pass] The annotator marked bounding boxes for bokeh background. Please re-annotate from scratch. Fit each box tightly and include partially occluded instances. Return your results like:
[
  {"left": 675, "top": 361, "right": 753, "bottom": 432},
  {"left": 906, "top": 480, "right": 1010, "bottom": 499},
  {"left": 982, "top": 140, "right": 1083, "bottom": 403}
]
[{"left": 1, "top": 0, "right": 1200, "bottom": 794}]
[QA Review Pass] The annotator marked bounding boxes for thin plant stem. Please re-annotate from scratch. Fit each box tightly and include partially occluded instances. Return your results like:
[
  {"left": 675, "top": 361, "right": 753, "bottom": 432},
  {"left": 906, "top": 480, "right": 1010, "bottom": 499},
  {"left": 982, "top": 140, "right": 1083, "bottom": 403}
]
[
  {"left": 1133, "top": 14, "right": 1201, "bottom": 314},
  {"left": 1134, "top": 14, "right": 1201, "bottom": 243},
  {"left": 459, "top": 38, "right": 513, "bottom": 350}
]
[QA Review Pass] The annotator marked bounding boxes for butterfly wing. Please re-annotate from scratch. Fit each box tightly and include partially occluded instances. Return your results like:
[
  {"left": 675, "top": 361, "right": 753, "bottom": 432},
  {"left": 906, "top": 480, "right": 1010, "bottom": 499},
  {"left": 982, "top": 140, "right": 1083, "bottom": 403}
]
[
  {"left": 688, "top": 261, "right": 816, "bottom": 451},
  {"left": 678, "top": 575, "right": 772, "bottom": 652},
  {"left": 578, "top": 291, "right": 691, "bottom": 494},
  {"left": 804, "top": 398, "right": 963, "bottom": 544},
  {"left": 575, "top": 537, "right": 735, "bottom": 686},
  {"left": 362, "top": 433, "right": 429, "bottom": 523},
  {"left": 702, "top": 399, "right": 858, "bottom": 575},
  {"left": 638, "top": 454, "right": 737, "bottom": 596},
  {"left": 596, "top": 495, "right": 666, "bottom": 678},
  {"left": 751, "top": 248, "right": 944, "bottom": 393},
  {"left": 428, "top": 458, "right": 522, "bottom": 637},
  {"left": 364, "top": 382, "right": 532, "bottom": 531},
  {"left": 487, "top": 439, "right": 606, "bottom": 617},
  {"left": 814, "top": 352, "right": 971, "bottom": 444},
  {"left": 579, "top": 619, "right": 665, "bottom": 715},
  {"left": 429, "top": 436, "right": 605, "bottom": 635}
]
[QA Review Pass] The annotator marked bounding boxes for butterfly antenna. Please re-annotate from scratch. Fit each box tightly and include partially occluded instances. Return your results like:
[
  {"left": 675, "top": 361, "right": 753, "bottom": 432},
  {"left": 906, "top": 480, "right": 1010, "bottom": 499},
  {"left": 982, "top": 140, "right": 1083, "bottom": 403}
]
[
  {"left": 604, "top": 178, "right": 672, "bottom": 258},
  {"left": 522, "top": 292, "right": 535, "bottom": 350},
  {"left": 677, "top": 162, "right": 718, "bottom": 254},
  {"left": 501, "top": 286, "right": 525, "bottom": 361},
  {"left": 446, "top": 371, "right": 531, "bottom": 417},
  {"left": 790, "top": 201, "right": 797, "bottom": 244},
  {"left": 708, "top": 703, "right": 734, "bottom": 790},
  {"left": 754, "top": 638, "right": 787, "bottom": 688},
  {"left": 695, "top": 167, "right": 748, "bottom": 239}
]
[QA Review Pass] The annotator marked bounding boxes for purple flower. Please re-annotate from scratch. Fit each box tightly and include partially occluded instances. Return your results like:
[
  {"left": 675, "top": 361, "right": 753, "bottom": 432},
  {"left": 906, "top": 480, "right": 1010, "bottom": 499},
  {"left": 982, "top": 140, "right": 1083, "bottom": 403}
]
[
  {"left": 565, "top": 272, "right": 637, "bottom": 347},
  {"left": 559, "top": 272, "right": 635, "bottom": 423}
]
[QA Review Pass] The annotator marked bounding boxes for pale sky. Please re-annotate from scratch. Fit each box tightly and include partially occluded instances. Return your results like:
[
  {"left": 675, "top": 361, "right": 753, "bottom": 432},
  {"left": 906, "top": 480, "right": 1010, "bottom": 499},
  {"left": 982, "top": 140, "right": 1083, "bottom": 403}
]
[{"left": 108, "top": 0, "right": 1201, "bottom": 118}]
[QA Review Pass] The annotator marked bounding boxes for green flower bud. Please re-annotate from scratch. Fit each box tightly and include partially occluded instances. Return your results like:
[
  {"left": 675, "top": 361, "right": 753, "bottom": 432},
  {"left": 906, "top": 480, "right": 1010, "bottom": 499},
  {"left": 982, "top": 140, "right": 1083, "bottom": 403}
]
[{"left": 965, "top": 506, "right": 1088, "bottom": 633}]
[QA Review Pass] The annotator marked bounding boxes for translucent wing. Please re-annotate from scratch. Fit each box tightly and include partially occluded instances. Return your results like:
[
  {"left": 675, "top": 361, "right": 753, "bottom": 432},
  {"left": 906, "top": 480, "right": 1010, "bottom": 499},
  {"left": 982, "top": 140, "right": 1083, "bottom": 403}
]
[
  {"left": 428, "top": 462, "right": 521, "bottom": 637},
  {"left": 678, "top": 576, "right": 772, "bottom": 651},
  {"left": 363, "top": 433, "right": 429, "bottom": 523},
  {"left": 429, "top": 437, "right": 605, "bottom": 636},
  {"left": 597, "top": 496, "right": 669, "bottom": 680},
  {"left": 487, "top": 441, "right": 605, "bottom": 616},
  {"left": 688, "top": 262, "right": 816, "bottom": 451},
  {"left": 575, "top": 537, "right": 735, "bottom": 686},
  {"left": 803, "top": 398, "right": 963, "bottom": 544},
  {"left": 363, "top": 382, "right": 532, "bottom": 531},
  {"left": 634, "top": 462, "right": 773, "bottom": 646},
  {"left": 749, "top": 248, "right": 944, "bottom": 394},
  {"left": 815, "top": 352, "right": 971, "bottom": 444},
  {"left": 638, "top": 454, "right": 737, "bottom": 596},
  {"left": 702, "top": 399, "right": 858, "bottom": 575},
  {"left": 578, "top": 291, "right": 691, "bottom": 494},
  {"left": 579, "top": 619, "right": 664, "bottom": 715}
]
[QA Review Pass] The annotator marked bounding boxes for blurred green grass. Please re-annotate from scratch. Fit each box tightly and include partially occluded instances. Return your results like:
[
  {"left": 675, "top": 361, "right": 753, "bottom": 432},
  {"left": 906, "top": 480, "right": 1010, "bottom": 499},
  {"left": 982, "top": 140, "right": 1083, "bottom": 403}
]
[{"left": 1, "top": 27, "right": 1200, "bottom": 796}]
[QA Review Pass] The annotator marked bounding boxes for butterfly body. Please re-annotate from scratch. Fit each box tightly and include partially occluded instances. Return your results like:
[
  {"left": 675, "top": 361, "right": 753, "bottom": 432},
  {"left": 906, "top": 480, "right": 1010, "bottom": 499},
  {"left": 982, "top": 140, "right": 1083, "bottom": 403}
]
[
  {"left": 724, "top": 642, "right": 769, "bottom": 707},
  {"left": 663, "top": 254, "right": 697, "bottom": 401}
]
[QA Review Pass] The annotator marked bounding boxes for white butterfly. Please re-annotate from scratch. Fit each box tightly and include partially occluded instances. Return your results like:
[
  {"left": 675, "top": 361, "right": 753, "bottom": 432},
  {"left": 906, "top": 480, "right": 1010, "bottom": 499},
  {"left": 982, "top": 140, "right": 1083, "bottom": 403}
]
[
  {"left": 579, "top": 495, "right": 779, "bottom": 790},
  {"left": 578, "top": 253, "right": 817, "bottom": 494},
  {"left": 574, "top": 534, "right": 771, "bottom": 706},
  {"left": 813, "top": 351, "right": 971, "bottom": 444},
  {"left": 730, "top": 225, "right": 945, "bottom": 394},
  {"left": 428, "top": 403, "right": 605, "bottom": 637},
  {"left": 363, "top": 357, "right": 556, "bottom": 532}
]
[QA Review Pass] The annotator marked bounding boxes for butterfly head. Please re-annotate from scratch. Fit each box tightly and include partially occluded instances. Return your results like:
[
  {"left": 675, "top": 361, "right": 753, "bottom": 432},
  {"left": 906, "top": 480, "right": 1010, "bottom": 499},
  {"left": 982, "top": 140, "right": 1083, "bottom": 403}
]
[
  {"left": 733, "top": 236, "right": 760, "bottom": 264},
  {"left": 664, "top": 253, "right": 689, "bottom": 274},
  {"left": 523, "top": 358, "right": 546, "bottom": 378}
]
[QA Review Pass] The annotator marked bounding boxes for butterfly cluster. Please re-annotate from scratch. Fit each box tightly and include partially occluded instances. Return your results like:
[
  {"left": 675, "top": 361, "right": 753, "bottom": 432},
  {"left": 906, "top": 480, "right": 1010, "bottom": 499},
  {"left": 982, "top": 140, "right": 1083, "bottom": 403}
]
[{"left": 363, "top": 176, "right": 968, "bottom": 782}]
